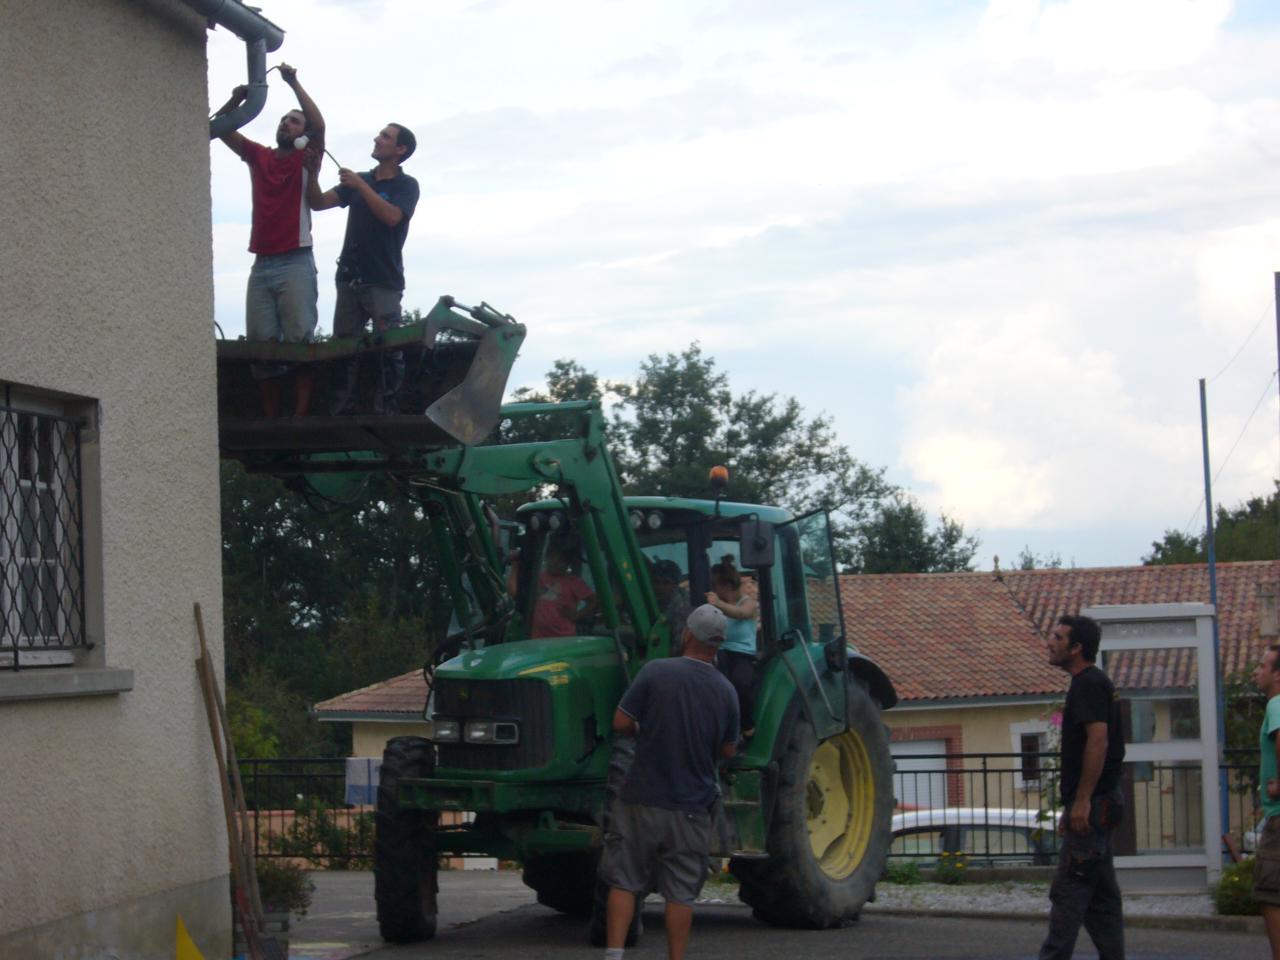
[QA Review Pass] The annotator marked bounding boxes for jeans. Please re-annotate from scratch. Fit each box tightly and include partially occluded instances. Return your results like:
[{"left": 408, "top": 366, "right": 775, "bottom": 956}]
[
  {"left": 245, "top": 248, "right": 318, "bottom": 380},
  {"left": 1040, "top": 789, "right": 1125, "bottom": 960},
  {"left": 329, "top": 283, "right": 404, "bottom": 414}
]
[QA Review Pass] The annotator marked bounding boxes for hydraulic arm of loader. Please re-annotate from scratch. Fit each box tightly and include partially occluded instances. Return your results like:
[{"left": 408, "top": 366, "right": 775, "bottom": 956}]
[{"left": 216, "top": 341, "right": 668, "bottom": 663}]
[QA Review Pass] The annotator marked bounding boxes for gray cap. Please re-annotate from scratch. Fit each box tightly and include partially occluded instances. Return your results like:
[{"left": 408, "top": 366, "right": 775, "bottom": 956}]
[{"left": 685, "top": 603, "right": 727, "bottom": 645}]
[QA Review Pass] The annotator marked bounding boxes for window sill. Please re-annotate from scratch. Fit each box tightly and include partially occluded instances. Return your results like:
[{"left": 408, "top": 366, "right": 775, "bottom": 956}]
[{"left": 0, "top": 666, "right": 134, "bottom": 702}]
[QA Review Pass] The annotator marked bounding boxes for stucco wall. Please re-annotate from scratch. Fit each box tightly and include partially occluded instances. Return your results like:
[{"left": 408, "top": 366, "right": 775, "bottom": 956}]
[
  {"left": 888, "top": 701, "right": 1057, "bottom": 809},
  {"left": 352, "top": 720, "right": 429, "bottom": 758},
  {"left": 0, "top": 0, "right": 229, "bottom": 954}
]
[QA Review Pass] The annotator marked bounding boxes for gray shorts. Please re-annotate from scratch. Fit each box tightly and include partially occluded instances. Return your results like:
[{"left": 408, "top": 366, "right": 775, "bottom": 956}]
[
  {"left": 599, "top": 799, "right": 712, "bottom": 905},
  {"left": 333, "top": 282, "right": 403, "bottom": 337},
  {"left": 1254, "top": 815, "right": 1280, "bottom": 906}
]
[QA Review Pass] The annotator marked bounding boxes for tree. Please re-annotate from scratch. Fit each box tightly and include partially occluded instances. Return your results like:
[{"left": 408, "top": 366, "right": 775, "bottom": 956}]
[
  {"left": 604, "top": 344, "right": 912, "bottom": 567},
  {"left": 220, "top": 461, "right": 451, "bottom": 755},
  {"left": 508, "top": 345, "right": 978, "bottom": 571},
  {"left": 1016, "top": 546, "right": 1063, "bottom": 570},
  {"left": 851, "top": 494, "right": 980, "bottom": 574},
  {"left": 1143, "top": 485, "right": 1279, "bottom": 565}
]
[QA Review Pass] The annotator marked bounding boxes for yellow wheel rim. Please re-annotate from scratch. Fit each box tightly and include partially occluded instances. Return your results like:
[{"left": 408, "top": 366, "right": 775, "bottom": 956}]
[{"left": 805, "top": 728, "right": 875, "bottom": 879}]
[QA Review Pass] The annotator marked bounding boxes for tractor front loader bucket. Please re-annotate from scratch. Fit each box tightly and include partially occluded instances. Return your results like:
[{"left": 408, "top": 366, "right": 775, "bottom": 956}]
[{"left": 217, "top": 296, "right": 526, "bottom": 470}]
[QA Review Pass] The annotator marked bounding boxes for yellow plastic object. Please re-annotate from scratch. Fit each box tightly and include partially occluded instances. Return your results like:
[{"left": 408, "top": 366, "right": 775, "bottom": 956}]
[
  {"left": 176, "top": 916, "right": 205, "bottom": 960},
  {"left": 805, "top": 727, "right": 876, "bottom": 879}
]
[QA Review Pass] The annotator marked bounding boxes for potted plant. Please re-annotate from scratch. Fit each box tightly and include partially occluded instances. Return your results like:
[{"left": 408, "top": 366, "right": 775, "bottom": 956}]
[{"left": 255, "top": 859, "right": 315, "bottom": 925}]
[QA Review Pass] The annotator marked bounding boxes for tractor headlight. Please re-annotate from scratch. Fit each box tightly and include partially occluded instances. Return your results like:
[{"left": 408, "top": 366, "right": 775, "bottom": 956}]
[
  {"left": 464, "top": 720, "right": 520, "bottom": 744},
  {"left": 430, "top": 718, "right": 461, "bottom": 742}
]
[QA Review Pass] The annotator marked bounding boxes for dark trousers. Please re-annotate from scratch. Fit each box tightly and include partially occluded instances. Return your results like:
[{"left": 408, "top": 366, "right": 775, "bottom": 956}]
[
  {"left": 329, "top": 283, "right": 404, "bottom": 415},
  {"left": 717, "top": 650, "right": 757, "bottom": 731},
  {"left": 1040, "top": 789, "right": 1125, "bottom": 960}
]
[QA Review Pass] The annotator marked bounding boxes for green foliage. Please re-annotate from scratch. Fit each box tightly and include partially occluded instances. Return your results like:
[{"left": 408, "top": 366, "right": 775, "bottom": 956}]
[
  {"left": 516, "top": 346, "right": 976, "bottom": 573},
  {"left": 933, "top": 851, "right": 969, "bottom": 885},
  {"left": 227, "top": 691, "right": 280, "bottom": 760},
  {"left": 254, "top": 859, "right": 315, "bottom": 917},
  {"left": 853, "top": 494, "right": 979, "bottom": 574},
  {"left": 221, "top": 461, "right": 447, "bottom": 756},
  {"left": 1225, "top": 668, "right": 1266, "bottom": 752},
  {"left": 1016, "top": 546, "right": 1064, "bottom": 570},
  {"left": 1144, "top": 485, "right": 1279, "bottom": 565},
  {"left": 1213, "top": 858, "right": 1260, "bottom": 916},
  {"left": 609, "top": 345, "right": 900, "bottom": 571},
  {"left": 883, "top": 860, "right": 924, "bottom": 884},
  {"left": 269, "top": 797, "right": 374, "bottom": 870}
]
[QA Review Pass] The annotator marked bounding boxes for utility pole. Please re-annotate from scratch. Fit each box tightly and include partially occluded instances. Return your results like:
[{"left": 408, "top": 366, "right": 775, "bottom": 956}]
[
  {"left": 1200, "top": 378, "right": 1229, "bottom": 852},
  {"left": 1274, "top": 272, "right": 1279, "bottom": 559}
]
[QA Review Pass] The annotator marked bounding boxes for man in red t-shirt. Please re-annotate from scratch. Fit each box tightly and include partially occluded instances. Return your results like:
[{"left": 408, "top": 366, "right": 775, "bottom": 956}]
[
  {"left": 214, "top": 64, "right": 326, "bottom": 417},
  {"left": 531, "top": 545, "right": 597, "bottom": 638}
]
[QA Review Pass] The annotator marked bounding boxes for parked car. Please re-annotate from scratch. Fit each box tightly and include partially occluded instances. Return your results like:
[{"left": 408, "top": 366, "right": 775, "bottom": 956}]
[{"left": 889, "top": 807, "right": 1060, "bottom": 866}]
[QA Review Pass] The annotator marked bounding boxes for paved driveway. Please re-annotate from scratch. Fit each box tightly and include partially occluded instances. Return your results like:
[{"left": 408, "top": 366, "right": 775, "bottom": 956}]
[{"left": 287, "top": 871, "right": 1258, "bottom": 960}]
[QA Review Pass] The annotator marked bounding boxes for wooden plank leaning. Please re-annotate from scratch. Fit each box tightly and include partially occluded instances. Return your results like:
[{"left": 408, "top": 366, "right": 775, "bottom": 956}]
[{"left": 196, "top": 603, "right": 290, "bottom": 960}]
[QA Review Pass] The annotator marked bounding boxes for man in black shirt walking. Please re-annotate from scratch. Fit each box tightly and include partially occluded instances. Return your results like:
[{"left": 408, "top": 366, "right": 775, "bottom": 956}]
[
  {"left": 310, "top": 123, "right": 419, "bottom": 414},
  {"left": 1040, "top": 613, "right": 1126, "bottom": 960}
]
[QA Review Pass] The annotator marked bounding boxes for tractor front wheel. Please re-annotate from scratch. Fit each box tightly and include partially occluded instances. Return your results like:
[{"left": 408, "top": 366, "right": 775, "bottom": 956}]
[{"left": 375, "top": 736, "right": 439, "bottom": 943}]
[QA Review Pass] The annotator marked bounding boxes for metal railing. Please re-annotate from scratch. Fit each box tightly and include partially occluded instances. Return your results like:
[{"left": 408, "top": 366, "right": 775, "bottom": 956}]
[
  {"left": 240, "top": 757, "right": 373, "bottom": 864},
  {"left": 0, "top": 404, "right": 86, "bottom": 669},
  {"left": 237, "top": 750, "right": 1267, "bottom": 866},
  {"left": 892, "top": 749, "right": 1265, "bottom": 863}
]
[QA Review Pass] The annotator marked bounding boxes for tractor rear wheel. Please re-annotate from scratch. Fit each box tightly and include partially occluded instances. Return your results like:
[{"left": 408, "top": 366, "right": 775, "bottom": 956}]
[
  {"left": 375, "top": 736, "right": 439, "bottom": 943},
  {"left": 735, "top": 680, "right": 893, "bottom": 928}
]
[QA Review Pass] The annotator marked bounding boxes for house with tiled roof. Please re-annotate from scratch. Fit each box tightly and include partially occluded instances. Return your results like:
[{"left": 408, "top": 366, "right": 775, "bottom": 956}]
[
  {"left": 846, "top": 559, "right": 1277, "bottom": 843},
  {"left": 314, "top": 669, "right": 432, "bottom": 757}
]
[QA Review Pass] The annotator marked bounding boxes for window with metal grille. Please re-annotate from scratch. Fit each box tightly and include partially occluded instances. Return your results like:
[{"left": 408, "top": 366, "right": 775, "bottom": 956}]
[{"left": 0, "top": 400, "right": 86, "bottom": 668}]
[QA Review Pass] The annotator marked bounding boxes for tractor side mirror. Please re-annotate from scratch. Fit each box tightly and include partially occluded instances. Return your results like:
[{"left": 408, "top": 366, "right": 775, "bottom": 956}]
[{"left": 739, "top": 517, "right": 774, "bottom": 568}]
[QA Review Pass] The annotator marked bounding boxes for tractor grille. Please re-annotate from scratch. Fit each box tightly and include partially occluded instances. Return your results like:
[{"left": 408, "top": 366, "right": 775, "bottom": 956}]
[{"left": 434, "top": 677, "right": 554, "bottom": 771}]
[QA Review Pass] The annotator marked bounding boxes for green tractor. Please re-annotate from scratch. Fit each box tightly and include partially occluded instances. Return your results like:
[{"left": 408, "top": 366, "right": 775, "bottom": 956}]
[{"left": 216, "top": 297, "right": 898, "bottom": 943}]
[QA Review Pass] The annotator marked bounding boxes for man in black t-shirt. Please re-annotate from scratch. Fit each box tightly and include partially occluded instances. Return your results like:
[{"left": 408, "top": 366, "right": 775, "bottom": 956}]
[
  {"left": 599, "top": 603, "right": 739, "bottom": 960},
  {"left": 1040, "top": 614, "right": 1126, "bottom": 960},
  {"left": 309, "top": 123, "right": 420, "bottom": 414}
]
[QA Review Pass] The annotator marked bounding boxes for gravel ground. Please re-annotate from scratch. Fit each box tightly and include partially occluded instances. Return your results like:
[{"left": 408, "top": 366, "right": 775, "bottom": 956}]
[{"left": 697, "top": 880, "right": 1216, "bottom": 917}]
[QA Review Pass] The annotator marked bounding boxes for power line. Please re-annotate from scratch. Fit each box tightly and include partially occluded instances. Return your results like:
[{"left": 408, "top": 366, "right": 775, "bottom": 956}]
[
  {"left": 1208, "top": 302, "right": 1272, "bottom": 384},
  {"left": 1181, "top": 369, "right": 1278, "bottom": 537}
]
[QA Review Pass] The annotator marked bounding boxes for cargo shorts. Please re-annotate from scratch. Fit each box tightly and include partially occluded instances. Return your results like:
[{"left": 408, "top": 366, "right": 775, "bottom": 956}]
[
  {"left": 599, "top": 799, "right": 712, "bottom": 905},
  {"left": 1254, "top": 815, "right": 1280, "bottom": 906}
]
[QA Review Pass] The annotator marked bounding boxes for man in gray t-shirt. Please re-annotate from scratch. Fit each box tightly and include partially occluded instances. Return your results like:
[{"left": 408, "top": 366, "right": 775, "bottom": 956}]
[{"left": 599, "top": 604, "right": 739, "bottom": 960}]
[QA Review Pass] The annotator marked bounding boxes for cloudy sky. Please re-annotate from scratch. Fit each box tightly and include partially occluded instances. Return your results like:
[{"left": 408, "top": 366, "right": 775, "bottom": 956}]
[{"left": 205, "top": 0, "right": 1280, "bottom": 570}]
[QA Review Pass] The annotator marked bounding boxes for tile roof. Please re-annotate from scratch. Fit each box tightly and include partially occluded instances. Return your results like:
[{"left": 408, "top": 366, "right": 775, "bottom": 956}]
[
  {"left": 841, "top": 560, "right": 1278, "bottom": 704},
  {"left": 314, "top": 561, "right": 1279, "bottom": 716},
  {"left": 314, "top": 668, "right": 428, "bottom": 719}
]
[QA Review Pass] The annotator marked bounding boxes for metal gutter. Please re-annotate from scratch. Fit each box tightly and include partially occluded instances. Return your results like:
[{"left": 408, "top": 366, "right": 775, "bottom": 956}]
[{"left": 181, "top": 0, "right": 286, "bottom": 139}]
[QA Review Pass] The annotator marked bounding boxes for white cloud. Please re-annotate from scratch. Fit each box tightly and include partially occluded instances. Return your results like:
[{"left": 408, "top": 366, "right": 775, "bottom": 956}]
[{"left": 980, "top": 0, "right": 1232, "bottom": 73}]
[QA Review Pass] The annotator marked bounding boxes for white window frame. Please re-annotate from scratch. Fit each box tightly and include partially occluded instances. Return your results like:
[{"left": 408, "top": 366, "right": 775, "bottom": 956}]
[
  {"left": 1010, "top": 720, "right": 1050, "bottom": 789},
  {"left": 0, "top": 384, "right": 131, "bottom": 701}
]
